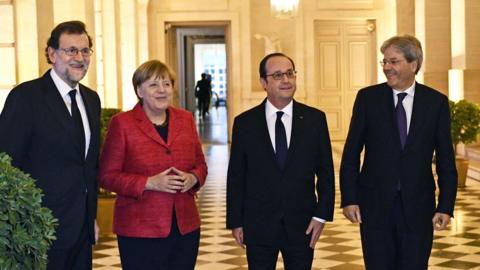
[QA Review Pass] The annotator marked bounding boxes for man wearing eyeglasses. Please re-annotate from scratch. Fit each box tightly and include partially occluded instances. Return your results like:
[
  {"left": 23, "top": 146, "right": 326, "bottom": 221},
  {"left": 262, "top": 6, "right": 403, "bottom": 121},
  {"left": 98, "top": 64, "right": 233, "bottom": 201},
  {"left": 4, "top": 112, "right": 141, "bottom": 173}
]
[
  {"left": 340, "top": 35, "right": 457, "bottom": 269},
  {"left": 0, "top": 21, "right": 101, "bottom": 269},
  {"left": 227, "top": 53, "right": 335, "bottom": 269}
]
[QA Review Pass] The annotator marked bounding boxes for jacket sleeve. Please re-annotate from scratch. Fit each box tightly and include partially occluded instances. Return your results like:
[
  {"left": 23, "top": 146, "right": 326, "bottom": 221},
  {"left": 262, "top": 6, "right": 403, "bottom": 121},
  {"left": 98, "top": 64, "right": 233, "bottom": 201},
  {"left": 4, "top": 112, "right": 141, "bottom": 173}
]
[
  {"left": 226, "top": 118, "right": 246, "bottom": 229},
  {"left": 0, "top": 88, "right": 33, "bottom": 169},
  {"left": 188, "top": 113, "right": 208, "bottom": 194},
  {"left": 98, "top": 116, "right": 149, "bottom": 199},
  {"left": 340, "top": 90, "right": 366, "bottom": 207},
  {"left": 434, "top": 96, "right": 457, "bottom": 216},
  {"left": 314, "top": 112, "right": 335, "bottom": 221}
]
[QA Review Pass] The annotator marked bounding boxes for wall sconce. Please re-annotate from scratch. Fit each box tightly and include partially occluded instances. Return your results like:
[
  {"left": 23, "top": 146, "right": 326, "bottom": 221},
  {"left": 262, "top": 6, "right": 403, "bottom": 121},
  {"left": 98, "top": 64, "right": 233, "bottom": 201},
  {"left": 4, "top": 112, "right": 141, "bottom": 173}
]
[{"left": 270, "top": 0, "right": 299, "bottom": 19}]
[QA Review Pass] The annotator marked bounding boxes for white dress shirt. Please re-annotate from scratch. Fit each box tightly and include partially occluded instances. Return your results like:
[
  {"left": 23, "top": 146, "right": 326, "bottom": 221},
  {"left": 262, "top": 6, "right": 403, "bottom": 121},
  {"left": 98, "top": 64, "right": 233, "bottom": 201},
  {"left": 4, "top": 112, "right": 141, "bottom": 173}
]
[
  {"left": 265, "top": 100, "right": 293, "bottom": 151},
  {"left": 392, "top": 81, "right": 415, "bottom": 134},
  {"left": 265, "top": 99, "right": 326, "bottom": 224},
  {"left": 50, "top": 69, "right": 91, "bottom": 158}
]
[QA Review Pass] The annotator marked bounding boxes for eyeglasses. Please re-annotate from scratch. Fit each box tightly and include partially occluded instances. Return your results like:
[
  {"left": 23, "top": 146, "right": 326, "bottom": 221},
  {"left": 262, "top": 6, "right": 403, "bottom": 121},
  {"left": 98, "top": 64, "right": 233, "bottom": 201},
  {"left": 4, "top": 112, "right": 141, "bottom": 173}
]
[
  {"left": 58, "top": 47, "right": 94, "bottom": 57},
  {"left": 266, "top": 69, "right": 297, "bottom": 80},
  {"left": 379, "top": 59, "right": 405, "bottom": 67}
]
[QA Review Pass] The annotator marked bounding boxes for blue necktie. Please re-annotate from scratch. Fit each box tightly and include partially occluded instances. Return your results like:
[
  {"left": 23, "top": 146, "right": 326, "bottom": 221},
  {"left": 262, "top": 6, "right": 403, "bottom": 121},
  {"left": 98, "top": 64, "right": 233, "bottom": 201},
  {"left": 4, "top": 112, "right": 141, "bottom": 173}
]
[
  {"left": 396, "top": 93, "right": 408, "bottom": 149},
  {"left": 275, "top": 111, "right": 288, "bottom": 169},
  {"left": 69, "top": 90, "right": 85, "bottom": 153}
]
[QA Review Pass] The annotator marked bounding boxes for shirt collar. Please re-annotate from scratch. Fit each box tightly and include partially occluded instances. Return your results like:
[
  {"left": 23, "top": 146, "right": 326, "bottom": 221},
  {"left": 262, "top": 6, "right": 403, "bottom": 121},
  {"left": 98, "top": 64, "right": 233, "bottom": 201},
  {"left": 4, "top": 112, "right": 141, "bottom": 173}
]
[
  {"left": 50, "top": 68, "right": 79, "bottom": 98},
  {"left": 392, "top": 81, "right": 416, "bottom": 97},
  {"left": 265, "top": 99, "right": 293, "bottom": 118}
]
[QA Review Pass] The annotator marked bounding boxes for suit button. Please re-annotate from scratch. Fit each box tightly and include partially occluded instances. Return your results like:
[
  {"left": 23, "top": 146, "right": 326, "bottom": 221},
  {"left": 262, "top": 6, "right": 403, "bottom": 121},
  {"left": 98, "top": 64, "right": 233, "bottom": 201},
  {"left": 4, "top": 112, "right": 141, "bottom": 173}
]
[{"left": 166, "top": 149, "right": 171, "bottom": 155}]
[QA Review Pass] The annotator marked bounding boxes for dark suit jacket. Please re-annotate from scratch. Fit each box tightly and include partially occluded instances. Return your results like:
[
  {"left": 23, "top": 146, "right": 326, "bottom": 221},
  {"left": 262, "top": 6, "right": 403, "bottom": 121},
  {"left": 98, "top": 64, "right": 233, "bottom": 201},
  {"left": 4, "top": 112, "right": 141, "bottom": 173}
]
[
  {"left": 226, "top": 99, "right": 335, "bottom": 245},
  {"left": 0, "top": 70, "right": 101, "bottom": 249},
  {"left": 195, "top": 79, "right": 211, "bottom": 99},
  {"left": 98, "top": 103, "right": 207, "bottom": 238},
  {"left": 340, "top": 82, "right": 457, "bottom": 231}
]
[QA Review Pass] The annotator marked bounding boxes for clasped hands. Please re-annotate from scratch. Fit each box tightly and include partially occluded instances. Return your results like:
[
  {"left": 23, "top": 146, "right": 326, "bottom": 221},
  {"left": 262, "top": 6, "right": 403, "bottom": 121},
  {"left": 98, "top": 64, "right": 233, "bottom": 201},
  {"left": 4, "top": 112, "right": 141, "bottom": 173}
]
[{"left": 145, "top": 167, "right": 198, "bottom": 193}]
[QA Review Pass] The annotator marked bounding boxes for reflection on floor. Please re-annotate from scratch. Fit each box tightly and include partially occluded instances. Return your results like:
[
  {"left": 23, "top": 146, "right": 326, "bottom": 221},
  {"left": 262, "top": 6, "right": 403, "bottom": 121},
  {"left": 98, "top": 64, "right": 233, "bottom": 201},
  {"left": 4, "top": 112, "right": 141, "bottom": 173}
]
[
  {"left": 195, "top": 106, "right": 228, "bottom": 145},
  {"left": 93, "top": 107, "right": 480, "bottom": 270}
]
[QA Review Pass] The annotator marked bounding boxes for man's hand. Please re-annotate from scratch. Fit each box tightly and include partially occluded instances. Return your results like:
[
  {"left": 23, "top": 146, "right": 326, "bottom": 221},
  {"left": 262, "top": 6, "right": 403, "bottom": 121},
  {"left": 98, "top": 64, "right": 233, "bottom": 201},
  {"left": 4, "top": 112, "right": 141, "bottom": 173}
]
[
  {"left": 343, "top": 205, "right": 362, "bottom": 223},
  {"left": 432, "top": 212, "right": 451, "bottom": 231},
  {"left": 232, "top": 227, "right": 245, "bottom": 249},
  {"left": 305, "top": 219, "right": 325, "bottom": 249},
  {"left": 94, "top": 219, "right": 99, "bottom": 243}
]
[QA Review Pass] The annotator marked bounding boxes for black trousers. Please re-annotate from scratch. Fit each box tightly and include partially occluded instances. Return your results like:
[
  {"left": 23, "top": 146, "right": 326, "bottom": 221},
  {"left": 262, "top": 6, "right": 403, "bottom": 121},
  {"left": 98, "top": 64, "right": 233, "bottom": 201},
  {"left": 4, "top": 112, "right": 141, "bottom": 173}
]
[
  {"left": 117, "top": 214, "right": 200, "bottom": 270},
  {"left": 197, "top": 96, "right": 209, "bottom": 117},
  {"left": 246, "top": 221, "right": 314, "bottom": 270},
  {"left": 47, "top": 221, "right": 92, "bottom": 270},
  {"left": 360, "top": 193, "right": 433, "bottom": 270}
]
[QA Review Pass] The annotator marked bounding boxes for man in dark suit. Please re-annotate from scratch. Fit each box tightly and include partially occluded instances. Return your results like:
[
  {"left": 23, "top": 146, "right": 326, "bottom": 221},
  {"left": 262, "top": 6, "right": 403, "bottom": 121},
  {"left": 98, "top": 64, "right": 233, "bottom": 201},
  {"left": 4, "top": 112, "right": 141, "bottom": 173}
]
[
  {"left": 226, "top": 53, "right": 335, "bottom": 270},
  {"left": 195, "top": 73, "right": 212, "bottom": 118},
  {"left": 340, "top": 35, "right": 457, "bottom": 269},
  {"left": 0, "top": 21, "right": 101, "bottom": 269}
]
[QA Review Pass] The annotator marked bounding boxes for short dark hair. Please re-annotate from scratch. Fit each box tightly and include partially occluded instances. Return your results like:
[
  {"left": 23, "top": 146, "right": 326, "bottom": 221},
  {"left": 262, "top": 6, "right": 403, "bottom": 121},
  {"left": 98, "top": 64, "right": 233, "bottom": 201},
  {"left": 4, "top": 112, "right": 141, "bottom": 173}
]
[
  {"left": 132, "top": 60, "right": 176, "bottom": 100},
  {"left": 45, "top": 21, "right": 93, "bottom": 64},
  {"left": 259, "top": 53, "right": 295, "bottom": 79},
  {"left": 381, "top": 35, "right": 423, "bottom": 74}
]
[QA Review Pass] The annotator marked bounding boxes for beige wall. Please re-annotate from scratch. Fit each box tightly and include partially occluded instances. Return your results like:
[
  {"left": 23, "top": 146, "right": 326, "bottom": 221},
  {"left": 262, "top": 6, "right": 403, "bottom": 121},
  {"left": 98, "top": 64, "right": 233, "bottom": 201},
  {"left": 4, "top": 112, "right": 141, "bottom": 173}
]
[
  {"left": 1, "top": 0, "right": 479, "bottom": 140},
  {"left": 464, "top": 0, "right": 480, "bottom": 103},
  {"left": 146, "top": 0, "right": 397, "bottom": 133}
]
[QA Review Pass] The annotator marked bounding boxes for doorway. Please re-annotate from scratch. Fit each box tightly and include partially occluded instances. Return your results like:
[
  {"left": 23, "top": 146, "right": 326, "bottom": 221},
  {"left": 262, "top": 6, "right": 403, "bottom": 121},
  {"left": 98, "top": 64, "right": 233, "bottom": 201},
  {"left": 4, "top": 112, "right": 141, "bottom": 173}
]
[{"left": 166, "top": 25, "right": 229, "bottom": 144}]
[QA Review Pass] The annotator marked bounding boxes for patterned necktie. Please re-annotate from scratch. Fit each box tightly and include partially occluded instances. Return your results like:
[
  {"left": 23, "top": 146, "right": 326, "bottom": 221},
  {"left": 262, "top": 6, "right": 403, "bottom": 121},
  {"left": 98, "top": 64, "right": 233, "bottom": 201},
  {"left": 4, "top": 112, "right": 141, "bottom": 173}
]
[
  {"left": 275, "top": 111, "right": 288, "bottom": 169},
  {"left": 396, "top": 92, "right": 408, "bottom": 149},
  {"left": 69, "top": 90, "right": 85, "bottom": 153}
]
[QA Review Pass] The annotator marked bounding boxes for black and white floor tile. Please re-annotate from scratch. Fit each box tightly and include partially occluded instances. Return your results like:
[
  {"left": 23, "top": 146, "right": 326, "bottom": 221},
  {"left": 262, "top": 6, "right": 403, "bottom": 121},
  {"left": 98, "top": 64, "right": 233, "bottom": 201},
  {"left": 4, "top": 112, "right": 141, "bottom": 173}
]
[{"left": 93, "top": 108, "right": 480, "bottom": 269}]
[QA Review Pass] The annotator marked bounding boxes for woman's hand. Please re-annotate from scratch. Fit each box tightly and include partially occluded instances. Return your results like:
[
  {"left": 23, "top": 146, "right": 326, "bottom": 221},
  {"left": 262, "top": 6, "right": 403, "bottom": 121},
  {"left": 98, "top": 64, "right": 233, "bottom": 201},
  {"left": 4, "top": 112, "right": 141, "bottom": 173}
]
[
  {"left": 171, "top": 167, "right": 198, "bottom": 192},
  {"left": 145, "top": 167, "right": 184, "bottom": 193}
]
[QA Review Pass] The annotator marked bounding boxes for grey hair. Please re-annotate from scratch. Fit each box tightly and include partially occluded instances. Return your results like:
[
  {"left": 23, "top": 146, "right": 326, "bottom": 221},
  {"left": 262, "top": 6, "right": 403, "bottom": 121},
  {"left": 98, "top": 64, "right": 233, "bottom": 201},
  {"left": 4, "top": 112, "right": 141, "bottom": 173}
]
[{"left": 381, "top": 35, "right": 423, "bottom": 74}]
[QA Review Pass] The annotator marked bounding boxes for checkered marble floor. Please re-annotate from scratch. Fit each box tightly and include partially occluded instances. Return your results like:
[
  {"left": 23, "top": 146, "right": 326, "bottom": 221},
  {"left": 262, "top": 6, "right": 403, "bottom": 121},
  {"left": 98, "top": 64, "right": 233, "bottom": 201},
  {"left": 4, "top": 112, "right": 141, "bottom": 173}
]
[{"left": 93, "top": 141, "right": 480, "bottom": 270}]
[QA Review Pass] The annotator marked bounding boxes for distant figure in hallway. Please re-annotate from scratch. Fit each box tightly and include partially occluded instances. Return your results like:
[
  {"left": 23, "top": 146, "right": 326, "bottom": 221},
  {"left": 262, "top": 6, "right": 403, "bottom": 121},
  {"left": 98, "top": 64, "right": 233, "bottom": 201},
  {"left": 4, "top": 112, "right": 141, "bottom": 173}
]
[
  {"left": 99, "top": 60, "right": 207, "bottom": 270},
  {"left": 195, "top": 73, "right": 212, "bottom": 118},
  {"left": 340, "top": 35, "right": 457, "bottom": 269},
  {"left": 206, "top": 74, "right": 213, "bottom": 111},
  {"left": 226, "top": 53, "right": 335, "bottom": 270},
  {"left": 0, "top": 20, "right": 101, "bottom": 269}
]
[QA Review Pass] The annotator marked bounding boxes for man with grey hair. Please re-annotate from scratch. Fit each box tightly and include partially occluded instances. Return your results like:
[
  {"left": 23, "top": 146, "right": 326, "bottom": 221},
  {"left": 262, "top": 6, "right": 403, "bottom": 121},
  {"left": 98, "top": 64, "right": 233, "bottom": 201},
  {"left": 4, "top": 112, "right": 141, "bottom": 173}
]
[{"left": 340, "top": 35, "right": 457, "bottom": 269}]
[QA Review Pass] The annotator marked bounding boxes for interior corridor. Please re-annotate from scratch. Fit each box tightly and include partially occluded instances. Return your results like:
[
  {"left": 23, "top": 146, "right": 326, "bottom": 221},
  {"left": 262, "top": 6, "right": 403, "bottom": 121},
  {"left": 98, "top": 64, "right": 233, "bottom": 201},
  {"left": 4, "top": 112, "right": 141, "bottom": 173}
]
[{"left": 93, "top": 107, "right": 480, "bottom": 270}]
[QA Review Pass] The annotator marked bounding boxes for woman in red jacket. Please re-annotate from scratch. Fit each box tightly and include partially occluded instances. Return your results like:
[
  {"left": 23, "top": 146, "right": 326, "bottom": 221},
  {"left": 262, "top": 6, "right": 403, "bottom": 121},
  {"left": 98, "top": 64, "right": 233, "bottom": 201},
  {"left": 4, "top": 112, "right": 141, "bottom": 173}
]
[{"left": 98, "top": 60, "right": 207, "bottom": 270}]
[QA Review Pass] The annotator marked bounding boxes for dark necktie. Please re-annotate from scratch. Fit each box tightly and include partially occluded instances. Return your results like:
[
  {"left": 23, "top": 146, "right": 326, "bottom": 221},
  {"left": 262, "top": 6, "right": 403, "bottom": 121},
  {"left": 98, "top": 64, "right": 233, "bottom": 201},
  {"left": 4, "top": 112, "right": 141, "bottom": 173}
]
[
  {"left": 396, "top": 93, "right": 408, "bottom": 149},
  {"left": 69, "top": 90, "right": 85, "bottom": 154},
  {"left": 275, "top": 111, "right": 288, "bottom": 169}
]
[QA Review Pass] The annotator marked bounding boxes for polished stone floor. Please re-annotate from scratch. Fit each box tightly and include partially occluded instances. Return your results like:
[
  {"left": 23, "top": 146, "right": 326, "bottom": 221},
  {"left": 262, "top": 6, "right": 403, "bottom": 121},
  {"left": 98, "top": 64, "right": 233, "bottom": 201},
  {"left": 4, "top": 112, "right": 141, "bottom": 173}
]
[{"left": 93, "top": 107, "right": 480, "bottom": 269}]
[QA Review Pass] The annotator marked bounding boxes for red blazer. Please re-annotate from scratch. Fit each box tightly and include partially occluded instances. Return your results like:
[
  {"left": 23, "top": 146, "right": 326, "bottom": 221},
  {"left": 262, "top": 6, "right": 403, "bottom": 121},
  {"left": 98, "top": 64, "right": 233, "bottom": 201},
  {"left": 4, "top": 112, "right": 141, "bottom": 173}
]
[{"left": 98, "top": 103, "right": 207, "bottom": 237}]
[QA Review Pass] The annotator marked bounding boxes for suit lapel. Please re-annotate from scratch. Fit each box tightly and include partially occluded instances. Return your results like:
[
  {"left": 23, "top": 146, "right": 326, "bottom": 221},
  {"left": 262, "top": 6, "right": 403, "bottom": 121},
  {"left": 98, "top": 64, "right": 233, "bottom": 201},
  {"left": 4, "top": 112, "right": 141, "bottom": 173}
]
[
  {"left": 404, "top": 83, "right": 426, "bottom": 150},
  {"left": 285, "top": 101, "right": 305, "bottom": 171},
  {"left": 132, "top": 103, "right": 167, "bottom": 147},
  {"left": 79, "top": 85, "right": 99, "bottom": 160},
  {"left": 41, "top": 72, "right": 72, "bottom": 131},
  {"left": 164, "top": 107, "right": 182, "bottom": 146},
  {"left": 254, "top": 101, "right": 278, "bottom": 167},
  {"left": 41, "top": 72, "right": 85, "bottom": 156},
  {"left": 380, "top": 83, "right": 403, "bottom": 150}
]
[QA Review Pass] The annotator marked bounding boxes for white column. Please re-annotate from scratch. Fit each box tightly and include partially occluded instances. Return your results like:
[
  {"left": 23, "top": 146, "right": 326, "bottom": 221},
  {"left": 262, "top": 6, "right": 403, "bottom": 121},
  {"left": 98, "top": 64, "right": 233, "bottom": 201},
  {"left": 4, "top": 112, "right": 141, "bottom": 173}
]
[
  {"left": 118, "top": 0, "right": 138, "bottom": 111},
  {"left": 449, "top": 0, "right": 465, "bottom": 101}
]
